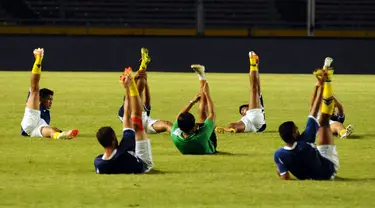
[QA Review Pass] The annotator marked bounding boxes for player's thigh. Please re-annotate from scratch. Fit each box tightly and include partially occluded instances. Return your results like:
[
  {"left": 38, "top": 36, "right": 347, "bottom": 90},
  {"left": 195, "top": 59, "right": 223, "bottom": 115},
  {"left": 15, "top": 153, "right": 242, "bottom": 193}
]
[
  {"left": 30, "top": 119, "right": 49, "bottom": 137},
  {"left": 317, "top": 127, "right": 335, "bottom": 145},
  {"left": 135, "top": 139, "right": 154, "bottom": 172},
  {"left": 26, "top": 92, "right": 40, "bottom": 110},
  {"left": 317, "top": 145, "right": 339, "bottom": 171},
  {"left": 21, "top": 107, "right": 41, "bottom": 135},
  {"left": 242, "top": 109, "right": 265, "bottom": 132},
  {"left": 145, "top": 117, "right": 158, "bottom": 134}
]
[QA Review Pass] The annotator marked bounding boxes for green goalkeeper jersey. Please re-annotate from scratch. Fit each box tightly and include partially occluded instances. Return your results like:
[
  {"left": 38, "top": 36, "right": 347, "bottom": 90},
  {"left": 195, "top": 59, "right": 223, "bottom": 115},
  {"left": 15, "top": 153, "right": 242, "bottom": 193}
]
[{"left": 170, "top": 119, "right": 216, "bottom": 154}]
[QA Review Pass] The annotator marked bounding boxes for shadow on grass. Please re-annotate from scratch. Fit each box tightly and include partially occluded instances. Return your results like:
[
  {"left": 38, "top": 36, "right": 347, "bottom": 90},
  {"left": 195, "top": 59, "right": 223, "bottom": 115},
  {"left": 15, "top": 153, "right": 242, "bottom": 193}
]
[
  {"left": 146, "top": 169, "right": 184, "bottom": 174},
  {"left": 345, "top": 135, "right": 363, "bottom": 139},
  {"left": 214, "top": 151, "right": 250, "bottom": 156},
  {"left": 335, "top": 176, "right": 375, "bottom": 181},
  {"left": 263, "top": 130, "right": 279, "bottom": 134}
]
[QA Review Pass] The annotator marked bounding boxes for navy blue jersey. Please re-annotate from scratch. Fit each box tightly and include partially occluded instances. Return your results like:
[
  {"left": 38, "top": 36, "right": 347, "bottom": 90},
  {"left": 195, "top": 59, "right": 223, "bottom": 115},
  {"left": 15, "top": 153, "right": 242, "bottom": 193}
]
[
  {"left": 274, "top": 116, "right": 336, "bottom": 180},
  {"left": 94, "top": 129, "right": 147, "bottom": 174},
  {"left": 330, "top": 113, "right": 345, "bottom": 124},
  {"left": 118, "top": 104, "right": 151, "bottom": 119},
  {"left": 21, "top": 92, "right": 51, "bottom": 136}
]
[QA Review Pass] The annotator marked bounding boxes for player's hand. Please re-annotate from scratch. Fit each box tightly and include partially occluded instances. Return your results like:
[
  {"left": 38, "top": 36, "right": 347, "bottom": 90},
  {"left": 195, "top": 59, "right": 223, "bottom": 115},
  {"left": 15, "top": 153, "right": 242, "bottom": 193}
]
[
  {"left": 135, "top": 70, "right": 147, "bottom": 81},
  {"left": 315, "top": 80, "right": 321, "bottom": 87},
  {"left": 191, "top": 93, "right": 201, "bottom": 104},
  {"left": 121, "top": 74, "right": 132, "bottom": 88},
  {"left": 315, "top": 69, "right": 327, "bottom": 86},
  {"left": 33, "top": 48, "right": 44, "bottom": 61}
]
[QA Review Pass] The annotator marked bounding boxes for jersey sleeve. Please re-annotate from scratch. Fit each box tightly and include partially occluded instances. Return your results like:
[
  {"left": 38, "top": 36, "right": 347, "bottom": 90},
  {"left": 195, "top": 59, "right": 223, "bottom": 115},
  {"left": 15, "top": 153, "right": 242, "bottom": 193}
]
[
  {"left": 200, "top": 119, "right": 215, "bottom": 139},
  {"left": 118, "top": 128, "right": 136, "bottom": 153},
  {"left": 118, "top": 104, "right": 124, "bottom": 119},
  {"left": 143, "top": 105, "right": 151, "bottom": 117},
  {"left": 171, "top": 121, "right": 179, "bottom": 132},
  {"left": 300, "top": 116, "right": 320, "bottom": 143},
  {"left": 274, "top": 150, "right": 288, "bottom": 175}
]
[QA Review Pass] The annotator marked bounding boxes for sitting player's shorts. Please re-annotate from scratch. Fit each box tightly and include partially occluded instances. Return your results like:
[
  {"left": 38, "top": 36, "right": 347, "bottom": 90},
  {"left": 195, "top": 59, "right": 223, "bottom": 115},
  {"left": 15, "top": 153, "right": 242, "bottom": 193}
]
[
  {"left": 21, "top": 107, "right": 49, "bottom": 137},
  {"left": 317, "top": 145, "right": 339, "bottom": 178},
  {"left": 136, "top": 139, "right": 154, "bottom": 172},
  {"left": 240, "top": 108, "right": 266, "bottom": 132},
  {"left": 141, "top": 112, "right": 158, "bottom": 134},
  {"left": 119, "top": 112, "right": 158, "bottom": 134}
]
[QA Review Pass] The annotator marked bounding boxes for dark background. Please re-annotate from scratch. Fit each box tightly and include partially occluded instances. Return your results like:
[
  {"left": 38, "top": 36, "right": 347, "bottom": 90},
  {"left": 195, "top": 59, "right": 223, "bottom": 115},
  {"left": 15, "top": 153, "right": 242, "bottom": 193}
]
[{"left": 1, "top": 35, "right": 374, "bottom": 74}]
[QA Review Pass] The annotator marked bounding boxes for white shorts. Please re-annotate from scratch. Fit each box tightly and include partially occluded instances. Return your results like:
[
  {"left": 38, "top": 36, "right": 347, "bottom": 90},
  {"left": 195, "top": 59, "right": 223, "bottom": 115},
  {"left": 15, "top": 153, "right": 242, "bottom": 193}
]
[
  {"left": 317, "top": 145, "right": 339, "bottom": 173},
  {"left": 136, "top": 139, "right": 154, "bottom": 172},
  {"left": 240, "top": 108, "right": 266, "bottom": 132},
  {"left": 329, "top": 120, "right": 340, "bottom": 125},
  {"left": 119, "top": 112, "right": 158, "bottom": 134},
  {"left": 21, "top": 107, "right": 49, "bottom": 137},
  {"left": 141, "top": 112, "right": 158, "bottom": 134}
]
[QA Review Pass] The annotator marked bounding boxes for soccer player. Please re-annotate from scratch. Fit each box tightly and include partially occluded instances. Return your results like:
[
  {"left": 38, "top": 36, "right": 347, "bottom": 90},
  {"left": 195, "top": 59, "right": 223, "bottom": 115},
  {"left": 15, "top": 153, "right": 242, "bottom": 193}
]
[
  {"left": 94, "top": 69, "right": 154, "bottom": 174},
  {"left": 170, "top": 64, "right": 217, "bottom": 154},
  {"left": 215, "top": 51, "right": 266, "bottom": 134},
  {"left": 309, "top": 59, "right": 354, "bottom": 139},
  {"left": 274, "top": 57, "right": 339, "bottom": 180},
  {"left": 330, "top": 95, "right": 354, "bottom": 138},
  {"left": 118, "top": 48, "right": 172, "bottom": 134},
  {"left": 20, "top": 48, "right": 79, "bottom": 139}
]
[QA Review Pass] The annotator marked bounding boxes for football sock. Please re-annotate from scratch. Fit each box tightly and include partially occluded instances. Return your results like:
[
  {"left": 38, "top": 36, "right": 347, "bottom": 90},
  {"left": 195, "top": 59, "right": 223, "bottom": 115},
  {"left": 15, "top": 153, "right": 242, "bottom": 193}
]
[
  {"left": 32, "top": 57, "right": 42, "bottom": 74},
  {"left": 129, "top": 77, "right": 140, "bottom": 97},
  {"left": 52, "top": 132, "right": 60, "bottom": 140},
  {"left": 339, "top": 129, "right": 346, "bottom": 137},
  {"left": 321, "top": 81, "right": 334, "bottom": 115}
]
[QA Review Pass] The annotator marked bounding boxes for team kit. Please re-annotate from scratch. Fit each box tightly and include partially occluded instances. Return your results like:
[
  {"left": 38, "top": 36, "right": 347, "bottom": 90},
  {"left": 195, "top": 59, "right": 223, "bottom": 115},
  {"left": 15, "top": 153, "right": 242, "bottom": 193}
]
[{"left": 20, "top": 47, "right": 354, "bottom": 180}]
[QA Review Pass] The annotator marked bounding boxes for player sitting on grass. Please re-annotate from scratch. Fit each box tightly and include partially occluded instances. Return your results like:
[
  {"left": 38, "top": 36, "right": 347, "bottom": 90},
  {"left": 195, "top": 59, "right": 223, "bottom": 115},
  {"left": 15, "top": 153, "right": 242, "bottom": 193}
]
[
  {"left": 170, "top": 64, "right": 217, "bottom": 154},
  {"left": 94, "top": 69, "right": 154, "bottom": 174},
  {"left": 118, "top": 48, "right": 173, "bottom": 134},
  {"left": 310, "top": 58, "right": 354, "bottom": 139},
  {"left": 329, "top": 95, "right": 354, "bottom": 138},
  {"left": 215, "top": 51, "right": 266, "bottom": 134},
  {"left": 20, "top": 48, "right": 79, "bottom": 140},
  {"left": 274, "top": 58, "right": 339, "bottom": 180}
]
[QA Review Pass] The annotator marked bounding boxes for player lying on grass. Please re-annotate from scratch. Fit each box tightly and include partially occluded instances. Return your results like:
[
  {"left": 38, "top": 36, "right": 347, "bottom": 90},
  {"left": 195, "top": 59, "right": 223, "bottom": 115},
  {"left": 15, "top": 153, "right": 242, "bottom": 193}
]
[
  {"left": 170, "top": 65, "right": 217, "bottom": 154},
  {"left": 215, "top": 51, "right": 266, "bottom": 134},
  {"left": 118, "top": 48, "right": 172, "bottom": 134},
  {"left": 20, "top": 48, "right": 79, "bottom": 139},
  {"left": 94, "top": 69, "right": 154, "bottom": 174},
  {"left": 274, "top": 58, "right": 339, "bottom": 180},
  {"left": 310, "top": 59, "right": 354, "bottom": 139}
]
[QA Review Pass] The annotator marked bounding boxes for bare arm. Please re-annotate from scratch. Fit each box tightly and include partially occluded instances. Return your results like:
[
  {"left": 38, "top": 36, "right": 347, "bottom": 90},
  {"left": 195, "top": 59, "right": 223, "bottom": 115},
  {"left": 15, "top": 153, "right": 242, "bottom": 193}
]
[
  {"left": 309, "top": 85, "right": 323, "bottom": 118},
  {"left": 309, "top": 83, "right": 320, "bottom": 112},
  {"left": 276, "top": 168, "right": 291, "bottom": 180},
  {"left": 123, "top": 86, "right": 132, "bottom": 129},
  {"left": 176, "top": 99, "right": 199, "bottom": 120},
  {"left": 333, "top": 95, "right": 344, "bottom": 115},
  {"left": 279, "top": 172, "right": 291, "bottom": 180}
]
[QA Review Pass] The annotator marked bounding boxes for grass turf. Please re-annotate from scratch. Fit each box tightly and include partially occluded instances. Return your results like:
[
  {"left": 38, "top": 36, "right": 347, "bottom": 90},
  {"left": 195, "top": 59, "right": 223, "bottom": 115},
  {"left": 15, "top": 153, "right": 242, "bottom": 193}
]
[{"left": 0, "top": 71, "right": 375, "bottom": 208}]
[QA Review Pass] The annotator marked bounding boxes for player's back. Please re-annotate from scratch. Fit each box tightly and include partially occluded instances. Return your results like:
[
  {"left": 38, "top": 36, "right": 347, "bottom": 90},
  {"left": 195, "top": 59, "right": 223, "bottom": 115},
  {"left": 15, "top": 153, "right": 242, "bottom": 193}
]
[
  {"left": 275, "top": 141, "right": 333, "bottom": 180},
  {"left": 171, "top": 119, "right": 216, "bottom": 154},
  {"left": 94, "top": 151, "right": 146, "bottom": 174}
]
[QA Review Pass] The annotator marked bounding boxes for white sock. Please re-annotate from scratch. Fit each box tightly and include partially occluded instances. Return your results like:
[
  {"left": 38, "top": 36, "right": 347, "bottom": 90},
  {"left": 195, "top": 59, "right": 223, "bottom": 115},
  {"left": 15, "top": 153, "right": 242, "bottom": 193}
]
[{"left": 198, "top": 74, "right": 206, "bottom": 80}]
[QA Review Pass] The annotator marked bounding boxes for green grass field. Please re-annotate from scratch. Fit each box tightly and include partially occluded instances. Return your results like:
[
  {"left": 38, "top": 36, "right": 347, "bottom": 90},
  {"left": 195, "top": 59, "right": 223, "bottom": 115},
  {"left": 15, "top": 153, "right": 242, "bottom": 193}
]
[{"left": 1, "top": 71, "right": 375, "bottom": 208}]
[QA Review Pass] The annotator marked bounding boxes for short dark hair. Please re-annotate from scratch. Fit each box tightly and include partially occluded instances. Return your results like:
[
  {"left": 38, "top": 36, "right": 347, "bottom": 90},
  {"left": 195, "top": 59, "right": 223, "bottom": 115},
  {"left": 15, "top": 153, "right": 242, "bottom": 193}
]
[
  {"left": 278, "top": 121, "right": 297, "bottom": 144},
  {"left": 177, "top": 112, "right": 195, "bottom": 133},
  {"left": 239, "top": 104, "right": 248, "bottom": 115},
  {"left": 39, "top": 88, "right": 54, "bottom": 100},
  {"left": 96, "top": 126, "right": 117, "bottom": 148}
]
